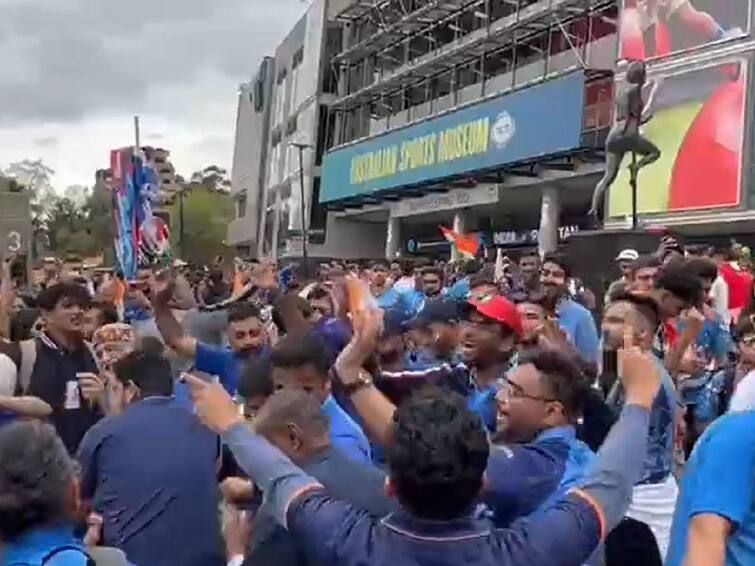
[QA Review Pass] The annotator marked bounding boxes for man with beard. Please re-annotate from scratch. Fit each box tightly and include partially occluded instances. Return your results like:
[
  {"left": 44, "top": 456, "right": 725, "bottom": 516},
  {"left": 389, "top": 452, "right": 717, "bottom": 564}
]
[
  {"left": 508, "top": 250, "right": 542, "bottom": 302},
  {"left": 486, "top": 348, "right": 595, "bottom": 528},
  {"left": 154, "top": 278, "right": 266, "bottom": 395},
  {"left": 354, "top": 295, "right": 522, "bottom": 440},
  {"left": 541, "top": 253, "right": 600, "bottom": 364},
  {"left": 602, "top": 291, "right": 679, "bottom": 557}
]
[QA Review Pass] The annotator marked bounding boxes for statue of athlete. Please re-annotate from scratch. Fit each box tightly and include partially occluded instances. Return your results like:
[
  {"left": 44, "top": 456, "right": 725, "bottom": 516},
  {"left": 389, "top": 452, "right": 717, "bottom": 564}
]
[{"left": 588, "top": 60, "right": 661, "bottom": 225}]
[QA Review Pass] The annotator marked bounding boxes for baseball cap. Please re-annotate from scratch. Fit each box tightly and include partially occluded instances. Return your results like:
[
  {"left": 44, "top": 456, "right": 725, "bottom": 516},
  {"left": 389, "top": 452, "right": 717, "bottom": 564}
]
[
  {"left": 412, "top": 298, "right": 463, "bottom": 327},
  {"left": 467, "top": 295, "right": 522, "bottom": 338},
  {"left": 383, "top": 308, "right": 410, "bottom": 337},
  {"left": 616, "top": 249, "right": 639, "bottom": 262}
]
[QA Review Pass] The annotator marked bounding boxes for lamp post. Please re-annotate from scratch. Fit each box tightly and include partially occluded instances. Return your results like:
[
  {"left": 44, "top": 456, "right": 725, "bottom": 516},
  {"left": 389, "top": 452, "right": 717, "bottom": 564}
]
[{"left": 289, "top": 141, "right": 313, "bottom": 276}]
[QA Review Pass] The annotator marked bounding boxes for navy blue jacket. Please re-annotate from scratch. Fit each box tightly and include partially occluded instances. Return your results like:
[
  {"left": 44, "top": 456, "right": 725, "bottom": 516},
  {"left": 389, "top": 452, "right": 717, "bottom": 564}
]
[
  {"left": 248, "top": 445, "right": 394, "bottom": 566},
  {"left": 286, "top": 491, "right": 601, "bottom": 566}
]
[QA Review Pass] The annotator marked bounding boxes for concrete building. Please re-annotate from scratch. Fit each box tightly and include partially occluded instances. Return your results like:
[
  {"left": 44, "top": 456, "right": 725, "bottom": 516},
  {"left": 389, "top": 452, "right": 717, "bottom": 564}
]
[
  {"left": 320, "top": 0, "right": 620, "bottom": 259},
  {"left": 0, "top": 177, "right": 33, "bottom": 278},
  {"left": 228, "top": 0, "right": 387, "bottom": 260},
  {"left": 227, "top": 57, "right": 275, "bottom": 256}
]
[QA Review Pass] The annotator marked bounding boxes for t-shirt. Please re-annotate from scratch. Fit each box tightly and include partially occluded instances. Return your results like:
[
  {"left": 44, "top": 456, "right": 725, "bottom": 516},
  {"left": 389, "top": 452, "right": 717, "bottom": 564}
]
[
  {"left": 729, "top": 371, "right": 755, "bottom": 413},
  {"left": 556, "top": 299, "right": 600, "bottom": 364},
  {"left": 194, "top": 342, "right": 263, "bottom": 395},
  {"left": 77, "top": 397, "right": 224, "bottom": 566},
  {"left": 719, "top": 262, "right": 753, "bottom": 313},
  {"left": 321, "top": 395, "right": 371, "bottom": 465},
  {"left": 607, "top": 357, "right": 678, "bottom": 484},
  {"left": 667, "top": 411, "right": 755, "bottom": 566},
  {"left": 0, "top": 525, "right": 91, "bottom": 566}
]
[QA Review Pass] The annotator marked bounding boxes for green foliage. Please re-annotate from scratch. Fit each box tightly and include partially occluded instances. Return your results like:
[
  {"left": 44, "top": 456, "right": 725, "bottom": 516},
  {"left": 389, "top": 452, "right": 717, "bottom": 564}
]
[{"left": 168, "top": 186, "right": 232, "bottom": 265}]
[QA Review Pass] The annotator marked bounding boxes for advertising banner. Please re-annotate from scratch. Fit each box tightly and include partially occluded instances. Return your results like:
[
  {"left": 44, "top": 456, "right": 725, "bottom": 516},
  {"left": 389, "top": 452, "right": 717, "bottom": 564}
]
[
  {"left": 608, "top": 61, "right": 746, "bottom": 217},
  {"left": 110, "top": 148, "right": 171, "bottom": 279},
  {"left": 620, "top": 0, "right": 751, "bottom": 61},
  {"left": 321, "top": 72, "right": 585, "bottom": 203}
]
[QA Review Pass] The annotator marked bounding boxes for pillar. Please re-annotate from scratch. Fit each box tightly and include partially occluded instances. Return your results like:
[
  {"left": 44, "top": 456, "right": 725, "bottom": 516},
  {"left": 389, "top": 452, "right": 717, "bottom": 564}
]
[
  {"left": 271, "top": 192, "right": 282, "bottom": 261},
  {"left": 538, "top": 185, "right": 561, "bottom": 256},
  {"left": 385, "top": 217, "right": 401, "bottom": 260}
]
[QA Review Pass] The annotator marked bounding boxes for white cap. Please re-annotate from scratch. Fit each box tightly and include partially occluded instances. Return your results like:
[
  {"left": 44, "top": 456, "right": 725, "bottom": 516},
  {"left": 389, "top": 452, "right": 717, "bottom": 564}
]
[{"left": 616, "top": 249, "right": 639, "bottom": 262}]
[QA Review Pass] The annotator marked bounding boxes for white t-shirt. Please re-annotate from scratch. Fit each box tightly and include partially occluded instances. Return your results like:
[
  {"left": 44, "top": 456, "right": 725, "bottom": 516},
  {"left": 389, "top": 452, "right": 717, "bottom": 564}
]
[
  {"left": 0, "top": 352, "right": 16, "bottom": 396},
  {"left": 729, "top": 370, "right": 755, "bottom": 413}
]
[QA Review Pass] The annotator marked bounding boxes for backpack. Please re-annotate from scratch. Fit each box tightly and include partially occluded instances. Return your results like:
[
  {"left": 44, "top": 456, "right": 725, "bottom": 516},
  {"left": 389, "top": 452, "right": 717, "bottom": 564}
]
[{"left": 7, "top": 544, "right": 95, "bottom": 565}]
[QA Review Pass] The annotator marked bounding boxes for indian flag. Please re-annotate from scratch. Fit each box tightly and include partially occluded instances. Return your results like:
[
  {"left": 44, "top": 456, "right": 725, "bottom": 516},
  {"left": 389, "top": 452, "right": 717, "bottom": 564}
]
[{"left": 439, "top": 226, "right": 479, "bottom": 258}]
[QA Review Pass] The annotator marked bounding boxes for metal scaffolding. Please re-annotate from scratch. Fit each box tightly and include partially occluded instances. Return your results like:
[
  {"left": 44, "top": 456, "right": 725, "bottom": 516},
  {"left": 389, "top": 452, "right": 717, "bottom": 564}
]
[{"left": 332, "top": 0, "right": 615, "bottom": 111}]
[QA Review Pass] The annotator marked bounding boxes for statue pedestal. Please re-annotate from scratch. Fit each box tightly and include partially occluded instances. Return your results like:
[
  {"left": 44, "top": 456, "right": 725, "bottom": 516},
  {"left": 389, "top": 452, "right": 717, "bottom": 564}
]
[{"left": 566, "top": 229, "right": 662, "bottom": 311}]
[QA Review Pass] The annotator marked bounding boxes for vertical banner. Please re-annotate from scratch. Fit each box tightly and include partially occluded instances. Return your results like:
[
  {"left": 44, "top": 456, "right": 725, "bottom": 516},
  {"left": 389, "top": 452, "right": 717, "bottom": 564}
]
[
  {"left": 110, "top": 148, "right": 171, "bottom": 279},
  {"left": 608, "top": 61, "right": 746, "bottom": 217},
  {"left": 110, "top": 149, "right": 137, "bottom": 279},
  {"left": 620, "top": 0, "right": 751, "bottom": 61}
]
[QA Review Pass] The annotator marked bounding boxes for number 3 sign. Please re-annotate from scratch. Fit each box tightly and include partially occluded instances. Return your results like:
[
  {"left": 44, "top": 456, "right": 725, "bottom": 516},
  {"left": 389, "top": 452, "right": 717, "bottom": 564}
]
[{"left": 7, "top": 231, "right": 22, "bottom": 253}]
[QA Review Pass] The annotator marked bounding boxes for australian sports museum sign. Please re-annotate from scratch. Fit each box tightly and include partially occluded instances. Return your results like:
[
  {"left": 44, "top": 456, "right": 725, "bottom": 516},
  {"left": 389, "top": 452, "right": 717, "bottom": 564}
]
[{"left": 321, "top": 71, "right": 585, "bottom": 203}]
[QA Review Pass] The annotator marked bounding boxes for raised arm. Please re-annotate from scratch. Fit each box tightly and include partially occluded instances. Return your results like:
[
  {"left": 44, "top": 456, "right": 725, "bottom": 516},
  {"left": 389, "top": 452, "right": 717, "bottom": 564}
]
[
  {"left": 0, "top": 395, "right": 53, "bottom": 419},
  {"left": 683, "top": 514, "right": 729, "bottom": 566},
  {"left": 184, "top": 374, "right": 321, "bottom": 526},
  {"left": 152, "top": 277, "right": 197, "bottom": 358},
  {"left": 504, "top": 329, "right": 661, "bottom": 565},
  {"left": 334, "top": 310, "right": 398, "bottom": 446},
  {"left": 666, "top": 307, "right": 705, "bottom": 377}
]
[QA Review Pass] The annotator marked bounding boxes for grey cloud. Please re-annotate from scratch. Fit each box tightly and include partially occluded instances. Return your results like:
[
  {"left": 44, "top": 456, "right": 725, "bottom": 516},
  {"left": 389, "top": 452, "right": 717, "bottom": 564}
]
[
  {"left": 33, "top": 136, "right": 59, "bottom": 148},
  {"left": 0, "top": 0, "right": 305, "bottom": 127}
]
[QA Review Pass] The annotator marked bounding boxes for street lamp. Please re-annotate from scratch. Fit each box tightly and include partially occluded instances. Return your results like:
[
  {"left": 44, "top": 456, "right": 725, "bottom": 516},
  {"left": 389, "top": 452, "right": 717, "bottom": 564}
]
[{"left": 289, "top": 141, "right": 313, "bottom": 276}]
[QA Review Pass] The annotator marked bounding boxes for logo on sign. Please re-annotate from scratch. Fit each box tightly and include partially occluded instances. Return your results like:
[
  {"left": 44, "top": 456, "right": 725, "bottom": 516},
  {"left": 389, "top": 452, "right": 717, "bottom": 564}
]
[{"left": 490, "top": 111, "right": 516, "bottom": 149}]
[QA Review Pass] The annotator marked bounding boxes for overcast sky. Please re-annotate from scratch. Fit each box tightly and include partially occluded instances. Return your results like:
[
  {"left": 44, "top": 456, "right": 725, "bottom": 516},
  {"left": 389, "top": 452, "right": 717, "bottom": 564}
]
[{"left": 0, "top": 0, "right": 307, "bottom": 191}]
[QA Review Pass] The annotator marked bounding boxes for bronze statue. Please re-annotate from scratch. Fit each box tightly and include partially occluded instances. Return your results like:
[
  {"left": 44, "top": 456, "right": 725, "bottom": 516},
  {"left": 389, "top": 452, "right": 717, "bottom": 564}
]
[{"left": 588, "top": 60, "right": 661, "bottom": 226}]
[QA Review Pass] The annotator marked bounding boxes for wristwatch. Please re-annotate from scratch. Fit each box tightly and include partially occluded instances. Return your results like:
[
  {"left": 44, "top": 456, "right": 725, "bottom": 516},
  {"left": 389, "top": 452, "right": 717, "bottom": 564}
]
[{"left": 341, "top": 369, "right": 374, "bottom": 395}]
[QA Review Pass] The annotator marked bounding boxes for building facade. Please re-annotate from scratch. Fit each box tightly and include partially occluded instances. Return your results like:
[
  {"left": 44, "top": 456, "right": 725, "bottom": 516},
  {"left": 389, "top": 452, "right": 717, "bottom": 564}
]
[
  {"left": 321, "top": 0, "right": 619, "bottom": 259},
  {"left": 227, "top": 57, "right": 275, "bottom": 256},
  {"left": 319, "top": 0, "right": 755, "bottom": 258}
]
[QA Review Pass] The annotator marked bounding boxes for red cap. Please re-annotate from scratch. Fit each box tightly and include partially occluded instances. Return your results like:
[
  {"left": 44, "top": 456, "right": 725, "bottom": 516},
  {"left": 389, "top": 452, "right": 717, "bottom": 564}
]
[{"left": 468, "top": 295, "right": 523, "bottom": 338}]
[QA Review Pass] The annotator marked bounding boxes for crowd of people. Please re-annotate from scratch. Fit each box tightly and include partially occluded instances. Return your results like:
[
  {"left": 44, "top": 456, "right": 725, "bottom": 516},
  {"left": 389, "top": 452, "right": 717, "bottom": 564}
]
[{"left": 0, "top": 238, "right": 753, "bottom": 566}]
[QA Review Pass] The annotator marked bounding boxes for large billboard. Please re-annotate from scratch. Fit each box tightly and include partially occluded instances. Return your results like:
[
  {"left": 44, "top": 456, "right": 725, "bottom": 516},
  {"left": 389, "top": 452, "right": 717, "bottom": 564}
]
[
  {"left": 620, "top": 0, "right": 751, "bottom": 61},
  {"left": 608, "top": 61, "right": 746, "bottom": 217},
  {"left": 321, "top": 72, "right": 585, "bottom": 203}
]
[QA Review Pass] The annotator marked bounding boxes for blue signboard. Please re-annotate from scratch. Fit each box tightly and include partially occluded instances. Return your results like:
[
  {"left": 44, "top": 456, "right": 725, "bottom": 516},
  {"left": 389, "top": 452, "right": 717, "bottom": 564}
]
[{"left": 321, "top": 71, "right": 585, "bottom": 203}]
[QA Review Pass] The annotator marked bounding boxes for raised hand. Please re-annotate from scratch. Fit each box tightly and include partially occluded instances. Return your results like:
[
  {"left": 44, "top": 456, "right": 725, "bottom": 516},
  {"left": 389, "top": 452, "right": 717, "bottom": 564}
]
[
  {"left": 335, "top": 309, "right": 383, "bottom": 385},
  {"left": 183, "top": 373, "right": 242, "bottom": 434},
  {"left": 618, "top": 326, "right": 661, "bottom": 409}
]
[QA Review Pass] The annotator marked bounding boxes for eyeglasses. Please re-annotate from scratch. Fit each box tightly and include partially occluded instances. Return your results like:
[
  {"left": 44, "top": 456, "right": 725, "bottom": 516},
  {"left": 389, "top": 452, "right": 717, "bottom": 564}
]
[{"left": 501, "top": 381, "right": 557, "bottom": 403}]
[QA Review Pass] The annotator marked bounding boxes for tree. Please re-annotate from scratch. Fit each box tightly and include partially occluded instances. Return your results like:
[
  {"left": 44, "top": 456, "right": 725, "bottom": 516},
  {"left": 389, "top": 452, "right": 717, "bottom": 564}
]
[
  {"left": 168, "top": 186, "right": 232, "bottom": 265},
  {"left": 189, "top": 165, "right": 231, "bottom": 193},
  {"left": 3, "top": 159, "right": 57, "bottom": 218},
  {"left": 3, "top": 159, "right": 57, "bottom": 254},
  {"left": 63, "top": 184, "right": 90, "bottom": 208}
]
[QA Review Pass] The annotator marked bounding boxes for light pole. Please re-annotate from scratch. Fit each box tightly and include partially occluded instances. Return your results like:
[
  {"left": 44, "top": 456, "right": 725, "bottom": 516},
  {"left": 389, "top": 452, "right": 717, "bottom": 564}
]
[{"left": 289, "top": 141, "right": 313, "bottom": 276}]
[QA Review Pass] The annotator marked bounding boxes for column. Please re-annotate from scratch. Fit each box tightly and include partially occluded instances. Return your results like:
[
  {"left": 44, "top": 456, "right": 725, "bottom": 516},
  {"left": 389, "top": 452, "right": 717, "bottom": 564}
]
[
  {"left": 385, "top": 217, "right": 401, "bottom": 260},
  {"left": 538, "top": 185, "right": 561, "bottom": 256},
  {"left": 271, "top": 192, "right": 282, "bottom": 261}
]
